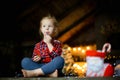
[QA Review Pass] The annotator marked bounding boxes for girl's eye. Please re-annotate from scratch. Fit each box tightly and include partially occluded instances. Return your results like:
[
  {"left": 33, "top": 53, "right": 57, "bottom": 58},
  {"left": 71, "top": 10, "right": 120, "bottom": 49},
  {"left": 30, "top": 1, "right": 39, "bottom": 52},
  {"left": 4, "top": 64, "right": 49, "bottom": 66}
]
[{"left": 43, "top": 25, "right": 45, "bottom": 27}]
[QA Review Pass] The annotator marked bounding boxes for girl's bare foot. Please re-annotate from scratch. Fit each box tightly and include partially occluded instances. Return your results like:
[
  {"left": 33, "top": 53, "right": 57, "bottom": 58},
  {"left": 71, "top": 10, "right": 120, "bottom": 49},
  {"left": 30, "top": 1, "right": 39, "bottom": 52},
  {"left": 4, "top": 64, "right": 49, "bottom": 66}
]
[
  {"left": 48, "top": 70, "right": 58, "bottom": 77},
  {"left": 21, "top": 68, "right": 44, "bottom": 77},
  {"left": 22, "top": 69, "right": 31, "bottom": 77},
  {"left": 21, "top": 69, "right": 36, "bottom": 77}
]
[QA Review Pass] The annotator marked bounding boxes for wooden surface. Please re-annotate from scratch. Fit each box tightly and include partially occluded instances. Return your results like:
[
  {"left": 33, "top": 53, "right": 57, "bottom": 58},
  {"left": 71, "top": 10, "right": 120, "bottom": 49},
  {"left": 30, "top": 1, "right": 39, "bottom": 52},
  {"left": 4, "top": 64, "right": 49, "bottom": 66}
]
[{"left": 0, "top": 77, "right": 119, "bottom": 80}]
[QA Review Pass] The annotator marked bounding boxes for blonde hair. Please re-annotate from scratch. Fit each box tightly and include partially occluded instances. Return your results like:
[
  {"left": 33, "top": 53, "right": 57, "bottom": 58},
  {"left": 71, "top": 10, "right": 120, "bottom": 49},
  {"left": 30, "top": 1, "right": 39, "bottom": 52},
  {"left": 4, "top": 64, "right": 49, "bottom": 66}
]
[
  {"left": 39, "top": 15, "right": 59, "bottom": 37},
  {"left": 40, "top": 15, "right": 58, "bottom": 27}
]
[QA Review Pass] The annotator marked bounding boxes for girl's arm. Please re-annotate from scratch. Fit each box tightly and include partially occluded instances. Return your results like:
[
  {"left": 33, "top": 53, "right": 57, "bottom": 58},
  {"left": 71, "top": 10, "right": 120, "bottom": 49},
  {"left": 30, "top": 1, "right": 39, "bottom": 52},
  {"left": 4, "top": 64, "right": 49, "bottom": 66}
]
[{"left": 32, "top": 43, "right": 41, "bottom": 62}]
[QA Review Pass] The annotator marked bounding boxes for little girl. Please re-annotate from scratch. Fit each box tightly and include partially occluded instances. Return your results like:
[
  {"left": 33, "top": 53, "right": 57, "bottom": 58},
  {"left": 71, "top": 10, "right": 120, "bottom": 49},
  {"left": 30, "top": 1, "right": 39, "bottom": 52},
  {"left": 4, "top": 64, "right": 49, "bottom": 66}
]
[{"left": 21, "top": 15, "right": 64, "bottom": 77}]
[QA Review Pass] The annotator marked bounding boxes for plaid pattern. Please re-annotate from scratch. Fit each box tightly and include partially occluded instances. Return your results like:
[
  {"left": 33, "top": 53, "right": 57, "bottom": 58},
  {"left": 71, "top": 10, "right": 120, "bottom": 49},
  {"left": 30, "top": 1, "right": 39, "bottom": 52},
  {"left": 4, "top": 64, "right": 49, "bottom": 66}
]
[{"left": 32, "top": 40, "right": 62, "bottom": 63}]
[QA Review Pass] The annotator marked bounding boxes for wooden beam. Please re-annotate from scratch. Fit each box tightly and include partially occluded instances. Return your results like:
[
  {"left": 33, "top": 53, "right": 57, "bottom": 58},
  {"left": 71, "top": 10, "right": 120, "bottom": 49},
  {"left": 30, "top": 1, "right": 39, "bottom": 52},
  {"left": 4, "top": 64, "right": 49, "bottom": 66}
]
[
  {"left": 58, "top": 14, "right": 95, "bottom": 43},
  {"left": 58, "top": 0, "right": 97, "bottom": 33}
]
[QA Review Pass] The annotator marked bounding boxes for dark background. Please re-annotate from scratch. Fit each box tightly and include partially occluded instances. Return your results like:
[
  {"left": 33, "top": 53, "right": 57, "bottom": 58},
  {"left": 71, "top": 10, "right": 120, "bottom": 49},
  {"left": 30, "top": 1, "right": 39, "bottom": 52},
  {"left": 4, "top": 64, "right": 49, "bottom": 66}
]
[{"left": 0, "top": 0, "right": 120, "bottom": 77}]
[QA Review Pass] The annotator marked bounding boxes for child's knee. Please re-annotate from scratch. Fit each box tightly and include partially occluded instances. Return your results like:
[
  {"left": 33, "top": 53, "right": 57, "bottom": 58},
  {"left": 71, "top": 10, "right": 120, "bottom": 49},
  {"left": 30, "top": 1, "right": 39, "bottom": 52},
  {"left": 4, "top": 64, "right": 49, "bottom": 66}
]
[
  {"left": 56, "top": 56, "right": 64, "bottom": 63},
  {"left": 59, "top": 56, "right": 64, "bottom": 64},
  {"left": 54, "top": 56, "right": 65, "bottom": 67},
  {"left": 21, "top": 57, "right": 31, "bottom": 67}
]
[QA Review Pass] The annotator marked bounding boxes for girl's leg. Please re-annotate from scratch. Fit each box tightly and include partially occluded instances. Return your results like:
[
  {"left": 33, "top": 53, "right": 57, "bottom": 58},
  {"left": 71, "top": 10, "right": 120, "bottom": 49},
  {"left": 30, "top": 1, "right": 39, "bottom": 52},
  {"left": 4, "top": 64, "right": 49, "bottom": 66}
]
[
  {"left": 21, "top": 56, "right": 64, "bottom": 77},
  {"left": 21, "top": 57, "right": 45, "bottom": 70},
  {"left": 41, "top": 56, "right": 64, "bottom": 75},
  {"left": 21, "top": 57, "right": 45, "bottom": 77}
]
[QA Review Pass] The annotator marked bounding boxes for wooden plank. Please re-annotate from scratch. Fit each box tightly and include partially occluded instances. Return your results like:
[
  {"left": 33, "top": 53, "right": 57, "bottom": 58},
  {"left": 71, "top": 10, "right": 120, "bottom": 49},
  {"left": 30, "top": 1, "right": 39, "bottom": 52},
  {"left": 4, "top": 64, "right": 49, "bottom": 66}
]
[
  {"left": 58, "top": 0, "right": 97, "bottom": 33},
  {"left": 58, "top": 14, "right": 95, "bottom": 43},
  {"left": 0, "top": 77, "right": 119, "bottom": 80}
]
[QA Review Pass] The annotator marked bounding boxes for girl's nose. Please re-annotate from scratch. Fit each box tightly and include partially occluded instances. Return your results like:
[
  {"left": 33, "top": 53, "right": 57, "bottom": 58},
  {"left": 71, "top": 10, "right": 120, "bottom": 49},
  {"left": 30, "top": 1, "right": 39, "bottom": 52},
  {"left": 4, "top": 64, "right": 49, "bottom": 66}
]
[{"left": 46, "top": 26, "right": 49, "bottom": 30}]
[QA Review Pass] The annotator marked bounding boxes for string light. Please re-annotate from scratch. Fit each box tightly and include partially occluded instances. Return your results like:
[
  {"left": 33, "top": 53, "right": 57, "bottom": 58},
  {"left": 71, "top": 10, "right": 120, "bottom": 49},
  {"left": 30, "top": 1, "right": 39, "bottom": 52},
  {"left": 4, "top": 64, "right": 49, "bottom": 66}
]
[
  {"left": 67, "top": 47, "right": 71, "bottom": 51},
  {"left": 86, "top": 46, "right": 90, "bottom": 50},
  {"left": 73, "top": 48, "right": 77, "bottom": 51},
  {"left": 73, "top": 62, "right": 87, "bottom": 77},
  {"left": 81, "top": 50, "right": 85, "bottom": 53},
  {"left": 78, "top": 47, "right": 81, "bottom": 51}
]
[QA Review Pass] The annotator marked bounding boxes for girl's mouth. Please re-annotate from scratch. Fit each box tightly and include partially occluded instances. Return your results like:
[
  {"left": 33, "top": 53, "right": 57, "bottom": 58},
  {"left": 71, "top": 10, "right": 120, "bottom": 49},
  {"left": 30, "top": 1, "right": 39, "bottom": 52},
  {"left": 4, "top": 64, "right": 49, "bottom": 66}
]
[{"left": 46, "top": 32, "right": 50, "bottom": 35}]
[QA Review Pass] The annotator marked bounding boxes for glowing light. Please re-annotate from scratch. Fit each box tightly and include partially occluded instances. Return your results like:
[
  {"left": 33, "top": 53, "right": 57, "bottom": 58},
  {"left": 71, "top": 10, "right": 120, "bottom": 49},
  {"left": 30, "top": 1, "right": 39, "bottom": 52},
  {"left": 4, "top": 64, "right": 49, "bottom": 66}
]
[
  {"left": 77, "top": 66, "right": 82, "bottom": 70},
  {"left": 73, "top": 64, "right": 77, "bottom": 67},
  {"left": 78, "top": 47, "right": 81, "bottom": 51},
  {"left": 82, "top": 69, "right": 84, "bottom": 72},
  {"left": 67, "top": 47, "right": 71, "bottom": 51},
  {"left": 113, "top": 56, "right": 115, "bottom": 58},
  {"left": 86, "top": 46, "right": 90, "bottom": 50},
  {"left": 73, "top": 48, "right": 77, "bottom": 51},
  {"left": 82, "top": 50, "right": 85, "bottom": 53},
  {"left": 83, "top": 63, "right": 87, "bottom": 68},
  {"left": 73, "top": 62, "right": 87, "bottom": 77}
]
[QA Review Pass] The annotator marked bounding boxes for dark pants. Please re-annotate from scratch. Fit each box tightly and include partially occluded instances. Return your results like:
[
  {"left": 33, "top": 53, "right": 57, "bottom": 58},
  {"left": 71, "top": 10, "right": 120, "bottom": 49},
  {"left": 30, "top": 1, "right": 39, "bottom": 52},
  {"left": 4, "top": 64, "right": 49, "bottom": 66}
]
[{"left": 21, "top": 56, "right": 64, "bottom": 75}]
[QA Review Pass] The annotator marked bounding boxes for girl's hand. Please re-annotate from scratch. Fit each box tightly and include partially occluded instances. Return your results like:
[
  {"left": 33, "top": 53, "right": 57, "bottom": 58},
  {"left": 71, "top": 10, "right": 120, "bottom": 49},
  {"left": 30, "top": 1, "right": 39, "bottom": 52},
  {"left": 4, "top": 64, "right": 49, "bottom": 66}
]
[
  {"left": 32, "top": 55, "right": 41, "bottom": 62},
  {"left": 44, "top": 34, "right": 52, "bottom": 43}
]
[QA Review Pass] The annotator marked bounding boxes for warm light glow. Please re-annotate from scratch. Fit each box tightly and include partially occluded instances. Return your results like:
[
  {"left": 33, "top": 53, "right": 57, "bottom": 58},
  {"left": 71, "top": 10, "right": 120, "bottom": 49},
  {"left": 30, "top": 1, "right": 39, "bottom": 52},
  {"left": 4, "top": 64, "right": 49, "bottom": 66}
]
[
  {"left": 86, "top": 46, "right": 90, "bottom": 50},
  {"left": 73, "top": 62, "right": 87, "bottom": 77},
  {"left": 77, "top": 66, "right": 82, "bottom": 70},
  {"left": 73, "top": 48, "right": 77, "bottom": 51},
  {"left": 83, "top": 63, "right": 87, "bottom": 68},
  {"left": 81, "top": 50, "right": 85, "bottom": 53},
  {"left": 113, "top": 56, "right": 115, "bottom": 58},
  {"left": 78, "top": 47, "right": 81, "bottom": 51},
  {"left": 63, "top": 44, "right": 97, "bottom": 60},
  {"left": 67, "top": 47, "right": 71, "bottom": 51},
  {"left": 82, "top": 69, "right": 84, "bottom": 72},
  {"left": 73, "top": 64, "right": 77, "bottom": 67}
]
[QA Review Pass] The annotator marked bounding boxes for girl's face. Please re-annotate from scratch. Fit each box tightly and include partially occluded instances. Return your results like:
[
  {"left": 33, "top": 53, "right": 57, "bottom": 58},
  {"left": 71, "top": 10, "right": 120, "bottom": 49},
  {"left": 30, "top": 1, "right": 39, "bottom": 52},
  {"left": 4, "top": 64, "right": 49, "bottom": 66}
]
[{"left": 40, "top": 19, "right": 55, "bottom": 36}]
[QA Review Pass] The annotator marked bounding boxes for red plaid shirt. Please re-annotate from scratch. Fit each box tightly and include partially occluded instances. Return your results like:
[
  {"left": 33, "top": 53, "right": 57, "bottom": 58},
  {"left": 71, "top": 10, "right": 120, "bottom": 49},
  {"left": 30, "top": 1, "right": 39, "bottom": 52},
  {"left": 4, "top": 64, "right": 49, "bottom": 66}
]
[{"left": 32, "top": 39, "right": 62, "bottom": 63}]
